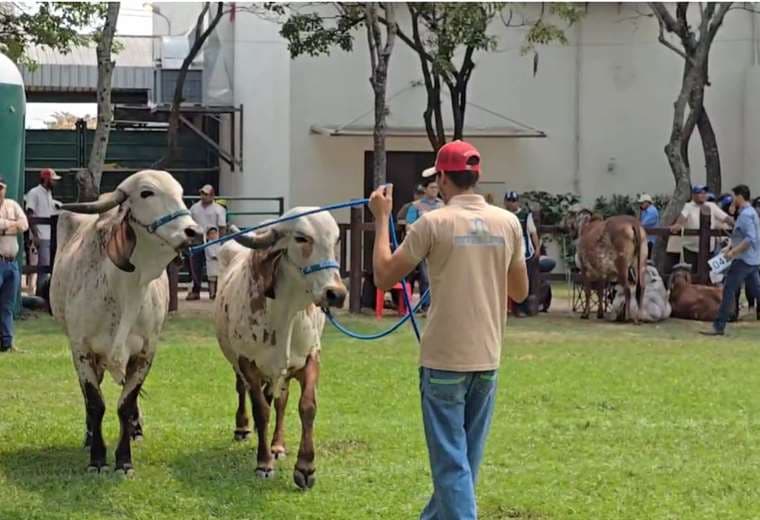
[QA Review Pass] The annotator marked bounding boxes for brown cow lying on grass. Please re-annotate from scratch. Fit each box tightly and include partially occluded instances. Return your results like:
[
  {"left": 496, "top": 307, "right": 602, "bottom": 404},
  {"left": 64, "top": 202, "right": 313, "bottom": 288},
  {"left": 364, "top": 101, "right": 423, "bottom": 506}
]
[{"left": 668, "top": 269, "right": 737, "bottom": 322}]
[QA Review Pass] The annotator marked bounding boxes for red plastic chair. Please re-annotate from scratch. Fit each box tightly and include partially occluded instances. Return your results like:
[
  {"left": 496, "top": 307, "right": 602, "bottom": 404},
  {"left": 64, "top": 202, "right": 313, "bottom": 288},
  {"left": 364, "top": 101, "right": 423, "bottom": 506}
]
[{"left": 375, "top": 283, "right": 412, "bottom": 319}]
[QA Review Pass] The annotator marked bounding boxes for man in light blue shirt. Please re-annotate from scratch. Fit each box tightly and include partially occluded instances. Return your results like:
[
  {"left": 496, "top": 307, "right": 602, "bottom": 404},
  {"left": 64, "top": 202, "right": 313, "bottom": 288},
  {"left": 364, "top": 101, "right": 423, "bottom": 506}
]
[
  {"left": 638, "top": 194, "right": 659, "bottom": 259},
  {"left": 406, "top": 180, "right": 443, "bottom": 312},
  {"left": 702, "top": 184, "right": 760, "bottom": 335}
]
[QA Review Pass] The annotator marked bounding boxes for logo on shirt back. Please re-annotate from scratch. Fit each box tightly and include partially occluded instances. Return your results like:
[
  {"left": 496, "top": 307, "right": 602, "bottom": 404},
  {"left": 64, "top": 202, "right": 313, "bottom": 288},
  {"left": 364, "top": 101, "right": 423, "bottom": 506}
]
[{"left": 455, "top": 217, "right": 505, "bottom": 247}]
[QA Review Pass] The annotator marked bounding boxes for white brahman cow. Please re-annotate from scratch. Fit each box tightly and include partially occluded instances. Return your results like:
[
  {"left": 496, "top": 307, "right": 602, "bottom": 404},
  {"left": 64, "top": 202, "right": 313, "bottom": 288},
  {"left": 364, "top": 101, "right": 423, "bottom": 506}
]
[
  {"left": 50, "top": 170, "right": 201, "bottom": 475},
  {"left": 214, "top": 209, "right": 347, "bottom": 490}
]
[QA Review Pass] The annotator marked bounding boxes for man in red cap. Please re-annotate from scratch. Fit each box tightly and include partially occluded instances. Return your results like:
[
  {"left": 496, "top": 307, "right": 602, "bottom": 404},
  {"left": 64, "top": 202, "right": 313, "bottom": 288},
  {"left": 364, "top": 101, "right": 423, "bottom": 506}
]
[
  {"left": 368, "top": 140, "right": 528, "bottom": 520},
  {"left": 25, "top": 168, "right": 61, "bottom": 295}
]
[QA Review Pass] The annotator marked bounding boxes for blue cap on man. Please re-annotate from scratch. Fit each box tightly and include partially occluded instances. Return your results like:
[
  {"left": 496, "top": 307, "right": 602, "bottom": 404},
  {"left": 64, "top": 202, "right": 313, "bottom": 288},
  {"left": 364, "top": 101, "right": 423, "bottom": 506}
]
[{"left": 692, "top": 184, "right": 709, "bottom": 194}]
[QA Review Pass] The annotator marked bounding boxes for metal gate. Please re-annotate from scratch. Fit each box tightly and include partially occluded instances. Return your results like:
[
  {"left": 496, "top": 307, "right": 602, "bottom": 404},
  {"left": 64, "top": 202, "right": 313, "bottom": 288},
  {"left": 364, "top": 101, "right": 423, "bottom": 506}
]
[{"left": 25, "top": 120, "right": 219, "bottom": 200}]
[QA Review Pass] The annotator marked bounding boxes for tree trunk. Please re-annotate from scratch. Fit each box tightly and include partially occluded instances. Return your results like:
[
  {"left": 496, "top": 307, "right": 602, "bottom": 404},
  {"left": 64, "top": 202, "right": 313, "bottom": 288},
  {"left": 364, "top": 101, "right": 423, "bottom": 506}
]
[
  {"left": 698, "top": 106, "right": 721, "bottom": 194},
  {"left": 366, "top": 3, "right": 396, "bottom": 188},
  {"left": 79, "top": 2, "right": 120, "bottom": 202},
  {"left": 156, "top": 2, "right": 224, "bottom": 169}
]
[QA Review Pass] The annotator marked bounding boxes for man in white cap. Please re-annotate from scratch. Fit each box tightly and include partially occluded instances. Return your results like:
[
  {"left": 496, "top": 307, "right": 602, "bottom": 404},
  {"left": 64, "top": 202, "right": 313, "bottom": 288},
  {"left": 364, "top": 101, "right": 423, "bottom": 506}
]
[
  {"left": 187, "top": 184, "right": 226, "bottom": 300},
  {"left": 0, "top": 176, "right": 28, "bottom": 352},
  {"left": 25, "top": 168, "right": 62, "bottom": 294},
  {"left": 368, "top": 140, "right": 528, "bottom": 520},
  {"left": 638, "top": 194, "right": 659, "bottom": 259}
]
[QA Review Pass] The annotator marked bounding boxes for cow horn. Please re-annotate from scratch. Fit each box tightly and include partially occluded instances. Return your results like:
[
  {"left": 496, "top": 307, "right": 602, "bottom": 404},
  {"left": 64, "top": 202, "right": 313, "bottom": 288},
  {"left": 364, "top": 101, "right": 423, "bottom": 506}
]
[
  {"left": 61, "top": 189, "right": 127, "bottom": 214},
  {"left": 229, "top": 224, "right": 281, "bottom": 250}
]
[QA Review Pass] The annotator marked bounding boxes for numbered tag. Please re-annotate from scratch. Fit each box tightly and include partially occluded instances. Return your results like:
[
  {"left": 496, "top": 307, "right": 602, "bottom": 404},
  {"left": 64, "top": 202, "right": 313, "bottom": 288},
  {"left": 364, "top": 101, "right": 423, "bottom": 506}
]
[{"left": 708, "top": 253, "right": 732, "bottom": 274}]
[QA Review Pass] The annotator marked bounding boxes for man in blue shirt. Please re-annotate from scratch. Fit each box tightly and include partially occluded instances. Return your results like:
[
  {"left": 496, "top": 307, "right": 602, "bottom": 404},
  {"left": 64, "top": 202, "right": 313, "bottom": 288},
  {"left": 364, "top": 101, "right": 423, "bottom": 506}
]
[
  {"left": 406, "top": 179, "right": 443, "bottom": 312},
  {"left": 638, "top": 194, "right": 659, "bottom": 259},
  {"left": 702, "top": 184, "right": 760, "bottom": 336}
]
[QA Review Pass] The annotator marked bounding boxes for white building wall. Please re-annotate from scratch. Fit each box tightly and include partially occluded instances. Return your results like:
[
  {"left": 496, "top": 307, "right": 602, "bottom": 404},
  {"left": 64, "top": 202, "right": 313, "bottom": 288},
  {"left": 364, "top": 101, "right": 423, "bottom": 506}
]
[{"left": 156, "top": 3, "right": 759, "bottom": 222}]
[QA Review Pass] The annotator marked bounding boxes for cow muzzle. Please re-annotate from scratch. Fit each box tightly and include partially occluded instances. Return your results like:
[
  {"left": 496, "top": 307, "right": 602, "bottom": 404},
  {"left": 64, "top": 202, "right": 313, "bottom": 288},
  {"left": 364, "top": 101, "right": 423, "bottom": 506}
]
[{"left": 319, "top": 285, "right": 347, "bottom": 308}]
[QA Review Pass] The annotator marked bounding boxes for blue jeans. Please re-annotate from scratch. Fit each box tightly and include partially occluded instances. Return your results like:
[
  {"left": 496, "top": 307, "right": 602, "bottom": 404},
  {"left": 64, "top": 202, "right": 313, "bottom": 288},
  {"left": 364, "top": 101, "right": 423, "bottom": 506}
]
[
  {"left": 714, "top": 259, "right": 760, "bottom": 332},
  {"left": 419, "top": 367, "right": 498, "bottom": 520},
  {"left": 0, "top": 260, "right": 20, "bottom": 349}
]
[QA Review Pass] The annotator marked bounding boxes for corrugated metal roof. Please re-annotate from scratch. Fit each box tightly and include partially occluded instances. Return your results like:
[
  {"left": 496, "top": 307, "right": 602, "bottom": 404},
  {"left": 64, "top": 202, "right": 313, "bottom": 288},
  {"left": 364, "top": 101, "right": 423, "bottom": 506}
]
[
  {"left": 23, "top": 36, "right": 154, "bottom": 67},
  {"left": 20, "top": 36, "right": 155, "bottom": 92}
]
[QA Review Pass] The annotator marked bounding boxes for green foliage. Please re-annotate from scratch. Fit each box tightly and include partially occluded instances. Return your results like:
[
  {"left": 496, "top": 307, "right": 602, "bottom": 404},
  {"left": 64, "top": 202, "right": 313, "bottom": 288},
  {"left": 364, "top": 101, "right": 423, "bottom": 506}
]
[
  {"left": 278, "top": 7, "right": 363, "bottom": 58},
  {"left": 593, "top": 193, "right": 671, "bottom": 219},
  {"left": 521, "top": 190, "right": 580, "bottom": 226},
  {"left": 0, "top": 3, "right": 108, "bottom": 66}
]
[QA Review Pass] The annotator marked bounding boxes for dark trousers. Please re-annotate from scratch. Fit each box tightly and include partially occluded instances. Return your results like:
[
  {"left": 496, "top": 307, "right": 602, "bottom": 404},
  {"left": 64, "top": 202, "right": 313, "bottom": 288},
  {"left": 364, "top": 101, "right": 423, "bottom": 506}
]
[
  {"left": 714, "top": 260, "right": 760, "bottom": 332},
  {"left": 0, "top": 260, "right": 20, "bottom": 349},
  {"left": 189, "top": 251, "right": 206, "bottom": 294}
]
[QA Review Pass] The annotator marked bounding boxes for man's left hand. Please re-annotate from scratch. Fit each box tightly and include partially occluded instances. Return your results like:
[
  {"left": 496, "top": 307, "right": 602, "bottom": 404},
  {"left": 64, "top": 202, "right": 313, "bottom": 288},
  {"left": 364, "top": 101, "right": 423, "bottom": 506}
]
[
  {"left": 725, "top": 249, "right": 736, "bottom": 260},
  {"left": 369, "top": 184, "right": 394, "bottom": 220}
]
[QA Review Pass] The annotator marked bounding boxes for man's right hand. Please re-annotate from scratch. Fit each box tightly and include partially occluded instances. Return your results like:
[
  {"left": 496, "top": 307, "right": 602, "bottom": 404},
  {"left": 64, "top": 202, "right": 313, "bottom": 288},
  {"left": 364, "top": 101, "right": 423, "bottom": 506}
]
[
  {"left": 369, "top": 184, "right": 394, "bottom": 220},
  {"left": 669, "top": 223, "right": 681, "bottom": 234}
]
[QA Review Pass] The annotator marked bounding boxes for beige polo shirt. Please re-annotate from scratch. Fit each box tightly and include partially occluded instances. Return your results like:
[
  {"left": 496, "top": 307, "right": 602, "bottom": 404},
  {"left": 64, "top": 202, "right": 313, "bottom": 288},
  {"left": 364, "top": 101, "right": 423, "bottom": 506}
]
[
  {"left": 667, "top": 201, "right": 728, "bottom": 253},
  {"left": 398, "top": 194, "right": 524, "bottom": 371}
]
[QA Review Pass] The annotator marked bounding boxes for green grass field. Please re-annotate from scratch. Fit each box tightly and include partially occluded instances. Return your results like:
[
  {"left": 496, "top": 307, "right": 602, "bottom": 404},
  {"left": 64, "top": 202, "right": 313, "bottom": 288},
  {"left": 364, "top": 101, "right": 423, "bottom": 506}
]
[{"left": 1, "top": 303, "right": 760, "bottom": 519}]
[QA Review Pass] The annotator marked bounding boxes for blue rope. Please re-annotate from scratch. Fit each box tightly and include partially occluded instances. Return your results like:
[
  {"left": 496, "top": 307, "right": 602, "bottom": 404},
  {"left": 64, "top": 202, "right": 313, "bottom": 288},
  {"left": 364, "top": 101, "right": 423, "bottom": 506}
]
[
  {"left": 324, "top": 289, "right": 429, "bottom": 340},
  {"left": 389, "top": 214, "right": 422, "bottom": 343},
  {"left": 324, "top": 213, "right": 424, "bottom": 343},
  {"left": 188, "top": 198, "right": 370, "bottom": 256}
]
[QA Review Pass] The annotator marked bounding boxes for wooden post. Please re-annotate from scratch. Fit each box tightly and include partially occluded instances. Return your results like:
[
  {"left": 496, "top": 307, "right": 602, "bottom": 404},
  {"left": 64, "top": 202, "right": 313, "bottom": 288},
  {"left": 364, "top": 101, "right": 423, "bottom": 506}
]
[
  {"left": 697, "top": 206, "right": 711, "bottom": 284},
  {"left": 349, "top": 207, "right": 363, "bottom": 313},
  {"left": 168, "top": 261, "right": 179, "bottom": 312}
]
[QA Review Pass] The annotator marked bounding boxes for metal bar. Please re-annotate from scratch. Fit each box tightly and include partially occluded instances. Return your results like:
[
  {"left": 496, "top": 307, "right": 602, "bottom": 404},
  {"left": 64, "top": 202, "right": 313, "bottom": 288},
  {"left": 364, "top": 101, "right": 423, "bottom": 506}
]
[
  {"left": 230, "top": 111, "right": 236, "bottom": 173},
  {"left": 178, "top": 114, "right": 235, "bottom": 167},
  {"left": 239, "top": 104, "right": 244, "bottom": 172},
  {"left": 349, "top": 206, "right": 362, "bottom": 314},
  {"left": 278, "top": 196, "right": 284, "bottom": 216}
]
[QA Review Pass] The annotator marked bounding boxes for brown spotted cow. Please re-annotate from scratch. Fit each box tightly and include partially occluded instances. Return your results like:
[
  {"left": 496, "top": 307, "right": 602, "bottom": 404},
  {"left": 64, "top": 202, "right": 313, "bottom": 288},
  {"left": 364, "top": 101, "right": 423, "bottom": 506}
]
[
  {"left": 568, "top": 212, "right": 648, "bottom": 323},
  {"left": 214, "top": 208, "right": 346, "bottom": 490}
]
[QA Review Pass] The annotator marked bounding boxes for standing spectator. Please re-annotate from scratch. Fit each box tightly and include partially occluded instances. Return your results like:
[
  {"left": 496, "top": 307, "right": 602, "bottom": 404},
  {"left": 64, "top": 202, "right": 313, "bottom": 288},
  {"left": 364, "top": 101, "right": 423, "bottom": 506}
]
[
  {"left": 702, "top": 185, "right": 760, "bottom": 335},
  {"left": 669, "top": 185, "right": 733, "bottom": 274},
  {"left": 504, "top": 191, "right": 538, "bottom": 316},
  {"left": 638, "top": 194, "right": 659, "bottom": 259},
  {"left": 407, "top": 179, "right": 444, "bottom": 313},
  {"left": 0, "top": 177, "right": 29, "bottom": 353},
  {"left": 204, "top": 226, "right": 221, "bottom": 300},
  {"left": 368, "top": 140, "right": 528, "bottom": 520},
  {"left": 397, "top": 185, "right": 424, "bottom": 222},
  {"left": 24, "top": 168, "right": 61, "bottom": 295},
  {"left": 187, "top": 184, "right": 226, "bottom": 300}
]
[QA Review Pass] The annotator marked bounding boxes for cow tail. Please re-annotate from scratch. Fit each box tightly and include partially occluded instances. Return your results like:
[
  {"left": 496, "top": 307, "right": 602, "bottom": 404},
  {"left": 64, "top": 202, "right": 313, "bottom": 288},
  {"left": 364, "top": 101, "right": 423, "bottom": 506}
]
[{"left": 633, "top": 223, "right": 644, "bottom": 311}]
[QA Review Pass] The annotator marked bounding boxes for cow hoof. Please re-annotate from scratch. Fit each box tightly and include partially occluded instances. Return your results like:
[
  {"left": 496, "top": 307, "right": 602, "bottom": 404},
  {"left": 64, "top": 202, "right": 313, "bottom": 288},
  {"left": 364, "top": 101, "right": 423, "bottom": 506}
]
[
  {"left": 272, "top": 447, "right": 287, "bottom": 460},
  {"left": 255, "top": 467, "right": 275, "bottom": 479},
  {"left": 233, "top": 430, "right": 251, "bottom": 442},
  {"left": 293, "top": 468, "right": 316, "bottom": 490},
  {"left": 114, "top": 464, "right": 135, "bottom": 478},
  {"left": 87, "top": 464, "right": 110, "bottom": 474}
]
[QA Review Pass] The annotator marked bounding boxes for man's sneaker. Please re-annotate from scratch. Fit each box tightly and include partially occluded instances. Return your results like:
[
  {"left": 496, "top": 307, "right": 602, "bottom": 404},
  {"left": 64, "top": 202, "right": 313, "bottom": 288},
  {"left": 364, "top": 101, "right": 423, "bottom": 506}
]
[
  {"left": 0, "top": 345, "right": 9, "bottom": 353},
  {"left": 186, "top": 292, "right": 200, "bottom": 301},
  {"left": 700, "top": 329, "right": 725, "bottom": 337}
]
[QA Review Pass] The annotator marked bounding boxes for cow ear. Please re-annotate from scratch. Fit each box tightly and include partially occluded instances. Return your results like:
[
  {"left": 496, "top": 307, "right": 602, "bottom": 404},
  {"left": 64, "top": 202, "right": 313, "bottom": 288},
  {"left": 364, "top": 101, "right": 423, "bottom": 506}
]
[
  {"left": 260, "top": 249, "right": 283, "bottom": 299},
  {"left": 106, "top": 209, "right": 136, "bottom": 272}
]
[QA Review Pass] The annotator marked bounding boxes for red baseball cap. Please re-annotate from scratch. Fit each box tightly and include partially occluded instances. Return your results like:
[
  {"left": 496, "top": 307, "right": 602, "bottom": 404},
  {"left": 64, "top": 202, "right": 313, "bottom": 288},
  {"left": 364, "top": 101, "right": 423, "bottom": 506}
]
[
  {"left": 40, "top": 168, "right": 62, "bottom": 181},
  {"left": 422, "top": 140, "right": 481, "bottom": 178}
]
